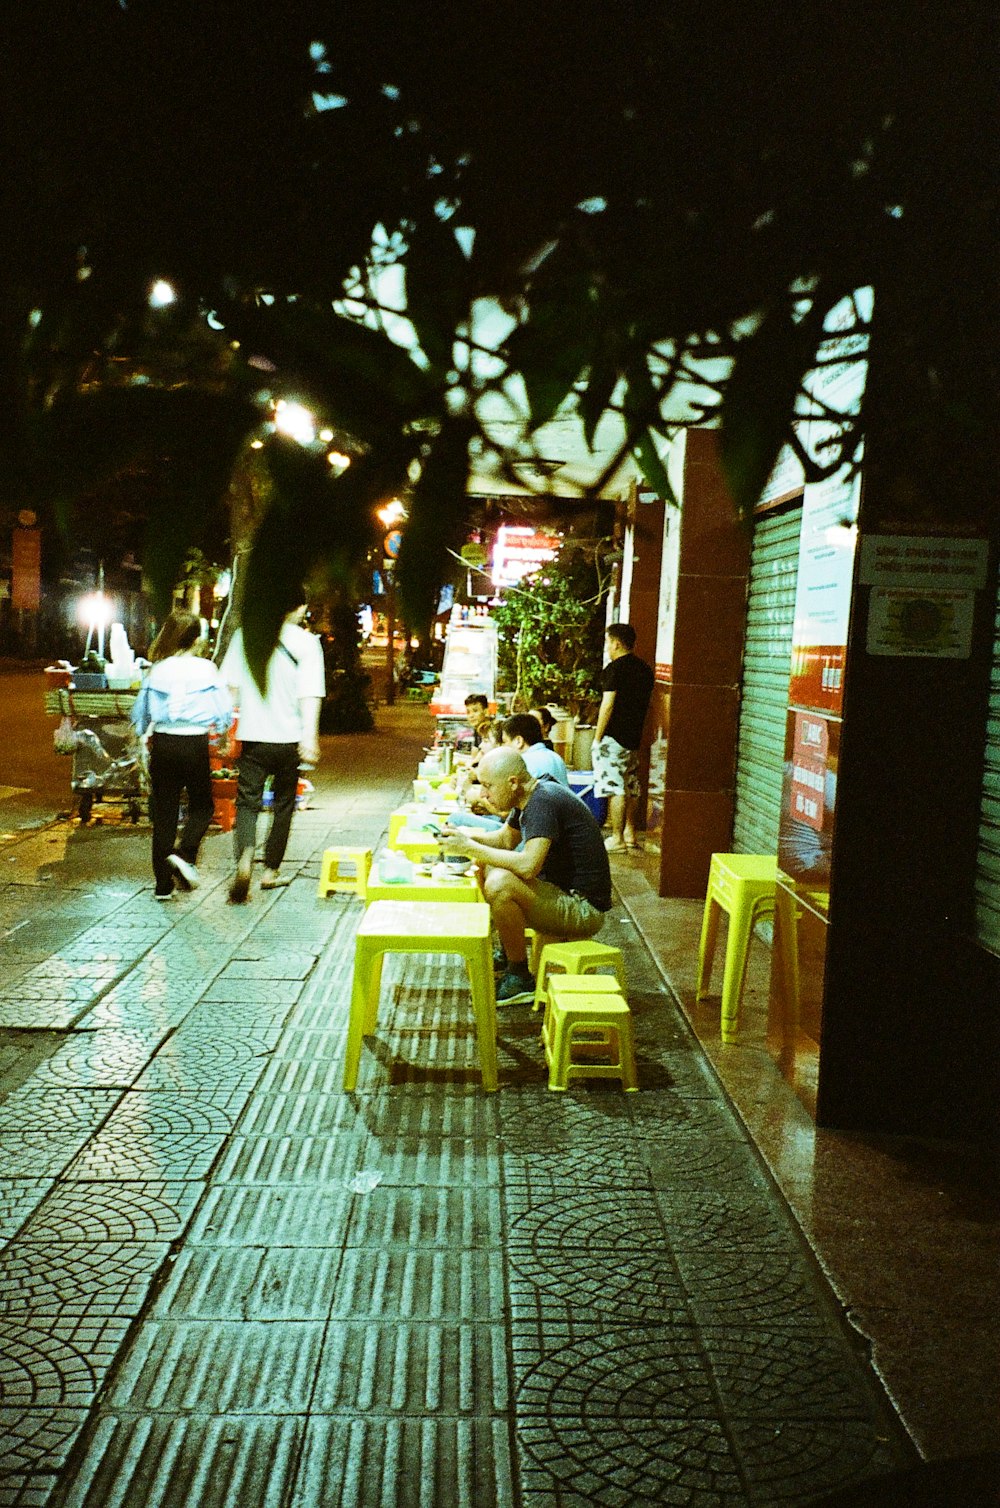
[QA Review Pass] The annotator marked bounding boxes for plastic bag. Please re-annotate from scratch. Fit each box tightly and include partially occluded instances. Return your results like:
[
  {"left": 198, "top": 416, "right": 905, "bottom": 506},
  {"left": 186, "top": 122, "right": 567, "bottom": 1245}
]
[{"left": 53, "top": 715, "right": 77, "bottom": 755}]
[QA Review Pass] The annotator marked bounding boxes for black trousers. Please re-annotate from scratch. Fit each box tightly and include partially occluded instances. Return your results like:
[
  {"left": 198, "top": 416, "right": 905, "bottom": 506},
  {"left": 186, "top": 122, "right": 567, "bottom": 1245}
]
[
  {"left": 148, "top": 732, "right": 213, "bottom": 895},
  {"left": 233, "top": 740, "right": 299, "bottom": 871}
]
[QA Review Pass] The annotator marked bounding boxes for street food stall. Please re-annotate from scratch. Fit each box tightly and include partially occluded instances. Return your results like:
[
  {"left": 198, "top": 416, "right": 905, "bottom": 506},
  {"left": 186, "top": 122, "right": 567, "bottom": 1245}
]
[{"left": 44, "top": 680, "right": 146, "bottom": 823}]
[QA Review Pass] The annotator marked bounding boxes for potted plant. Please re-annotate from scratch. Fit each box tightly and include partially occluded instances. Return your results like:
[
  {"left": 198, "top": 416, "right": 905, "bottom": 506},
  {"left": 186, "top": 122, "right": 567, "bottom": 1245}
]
[{"left": 492, "top": 541, "right": 610, "bottom": 765}]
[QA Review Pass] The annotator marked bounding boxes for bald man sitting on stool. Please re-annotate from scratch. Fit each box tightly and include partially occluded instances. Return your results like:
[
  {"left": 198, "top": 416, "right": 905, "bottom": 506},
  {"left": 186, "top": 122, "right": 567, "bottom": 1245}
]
[{"left": 440, "top": 747, "right": 612, "bottom": 1003}]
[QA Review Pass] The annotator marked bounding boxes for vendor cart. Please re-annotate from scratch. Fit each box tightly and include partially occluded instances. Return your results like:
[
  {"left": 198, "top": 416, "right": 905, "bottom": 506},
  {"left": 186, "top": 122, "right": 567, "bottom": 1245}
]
[{"left": 45, "top": 687, "right": 147, "bottom": 823}]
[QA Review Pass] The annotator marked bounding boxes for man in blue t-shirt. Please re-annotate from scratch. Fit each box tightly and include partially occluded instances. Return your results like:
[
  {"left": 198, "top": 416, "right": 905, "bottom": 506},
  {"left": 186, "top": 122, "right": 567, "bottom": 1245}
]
[
  {"left": 500, "top": 713, "right": 570, "bottom": 787},
  {"left": 441, "top": 747, "right": 612, "bottom": 1003}
]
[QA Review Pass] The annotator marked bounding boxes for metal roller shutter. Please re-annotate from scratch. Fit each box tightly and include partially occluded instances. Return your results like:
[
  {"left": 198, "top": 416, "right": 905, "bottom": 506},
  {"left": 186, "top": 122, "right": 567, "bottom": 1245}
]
[
  {"left": 974, "top": 569, "right": 1000, "bottom": 953},
  {"left": 732, "top": 502, "right": 803, "bottom": 856}
]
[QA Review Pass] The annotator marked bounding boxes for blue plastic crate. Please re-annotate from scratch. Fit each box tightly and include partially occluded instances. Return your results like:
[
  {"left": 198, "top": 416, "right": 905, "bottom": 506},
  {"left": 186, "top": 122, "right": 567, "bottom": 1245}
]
[{"left": 568, "top": 771, "right": 607, "bottom": 823}]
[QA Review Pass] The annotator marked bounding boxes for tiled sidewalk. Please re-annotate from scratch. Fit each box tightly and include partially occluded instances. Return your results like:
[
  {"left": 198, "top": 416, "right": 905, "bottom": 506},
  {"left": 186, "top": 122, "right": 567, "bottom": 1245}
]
[{"left": 0, "top": 709, "right": 913, "bottom": 1506}]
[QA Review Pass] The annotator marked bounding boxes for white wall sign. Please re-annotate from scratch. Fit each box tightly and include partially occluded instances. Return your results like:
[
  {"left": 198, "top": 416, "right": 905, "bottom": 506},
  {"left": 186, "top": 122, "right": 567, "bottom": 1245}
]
[
  {"left": 859, "top": 535, "right": 989, "bottom": 591},
  {"left": 867, "top": 588, "right": 976, "bottom": 658}
]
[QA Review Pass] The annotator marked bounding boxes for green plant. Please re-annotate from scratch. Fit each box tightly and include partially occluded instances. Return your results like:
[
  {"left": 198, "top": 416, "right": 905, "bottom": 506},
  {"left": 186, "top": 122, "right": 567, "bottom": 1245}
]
[{"left": 492, "top": 543, "right": 610, "bottom": 722}]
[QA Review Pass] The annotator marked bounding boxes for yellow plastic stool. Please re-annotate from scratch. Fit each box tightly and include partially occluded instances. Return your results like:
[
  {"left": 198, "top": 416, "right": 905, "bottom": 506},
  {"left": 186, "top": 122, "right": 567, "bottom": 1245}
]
[
  {"left": 539, "top": 973, "right": 623, "bottom": 1054},
  {"left": 544, "top": 982, "right": 638, "bottom": 1092},
  {"left": 343, "top": 900, "right": 498, "bottom": 1092},
  {"left": 524, "top": 928, "right": 567, "bottom": 976},
  {"left": 532, "top": 939, "right": 627, "bottom": 1013},
  {"left": 317, "top": 847, "right": 372, "bottom": 900},
  {"left": 696, "top": 853, "right": 777, "bottom": 1042}
]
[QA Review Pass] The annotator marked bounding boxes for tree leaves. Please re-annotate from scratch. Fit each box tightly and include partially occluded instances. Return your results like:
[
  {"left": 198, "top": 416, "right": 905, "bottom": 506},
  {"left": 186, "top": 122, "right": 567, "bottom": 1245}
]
[
  {"left": 719, "top": 295, "right": 831, "bottom": 517},
  {"left": 404, "top": 213, "right": 470, "bottom": 374},
  {"left": 396, "top": 413, "right": 475, "bottom": 633},
  {"left": 240, "top": 436, "right": 414, "bottom": 689},
  {"left": 30, "top": 387, "right": 258, "bottom": 612}
]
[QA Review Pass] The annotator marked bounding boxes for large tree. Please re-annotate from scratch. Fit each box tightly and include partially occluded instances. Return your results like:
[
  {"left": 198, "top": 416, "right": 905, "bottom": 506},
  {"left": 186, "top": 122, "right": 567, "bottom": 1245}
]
[{"left": 2, "top": 2, "right": 994, "bottom": 674}]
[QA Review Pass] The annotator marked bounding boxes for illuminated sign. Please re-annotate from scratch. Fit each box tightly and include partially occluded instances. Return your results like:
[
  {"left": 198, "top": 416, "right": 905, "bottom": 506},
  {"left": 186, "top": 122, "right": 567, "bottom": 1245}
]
[{"left": 492, "top": 525, "right": 559, "bottom": 587}]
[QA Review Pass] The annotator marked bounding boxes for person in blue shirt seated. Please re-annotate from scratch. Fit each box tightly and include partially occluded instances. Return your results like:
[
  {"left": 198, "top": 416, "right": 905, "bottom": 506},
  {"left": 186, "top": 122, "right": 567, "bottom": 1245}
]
[
  {"left": 440, "top": 747, "right": 612, "bottom": 1003},
  {"left": 500, "top": 714, "right": 570, "bottom": 788}
]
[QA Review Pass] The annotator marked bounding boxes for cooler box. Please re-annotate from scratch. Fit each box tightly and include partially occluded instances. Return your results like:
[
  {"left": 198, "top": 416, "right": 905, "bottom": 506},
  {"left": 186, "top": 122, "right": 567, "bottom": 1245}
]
[{"left": 568, "top": 771, "right": 607, "bottom": 824}]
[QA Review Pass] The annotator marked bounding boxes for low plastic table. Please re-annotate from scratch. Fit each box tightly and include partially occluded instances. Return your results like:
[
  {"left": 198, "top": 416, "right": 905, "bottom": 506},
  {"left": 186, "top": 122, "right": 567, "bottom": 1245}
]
[
  {"left": 364, "top": 862, "right": 483, "bottom": 905},
  {"left": 344, "top": 901, "right": 497, "bottom": 1091}
]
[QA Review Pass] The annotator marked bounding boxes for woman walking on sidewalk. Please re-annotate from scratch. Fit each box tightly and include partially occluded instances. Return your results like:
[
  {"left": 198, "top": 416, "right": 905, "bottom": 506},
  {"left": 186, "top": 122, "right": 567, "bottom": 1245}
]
[{"left": 131, "top": 610, "right": 234, "bottom": 900}]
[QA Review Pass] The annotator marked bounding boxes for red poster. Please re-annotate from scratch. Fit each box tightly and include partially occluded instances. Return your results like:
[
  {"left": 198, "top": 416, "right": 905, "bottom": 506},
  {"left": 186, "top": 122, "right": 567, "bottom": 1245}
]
[
  {"left": 11, "top": 528, "right": 41, "bottom": 611},
  {"left": 789, "top": 712, "right": 828, "bottom": 831}
]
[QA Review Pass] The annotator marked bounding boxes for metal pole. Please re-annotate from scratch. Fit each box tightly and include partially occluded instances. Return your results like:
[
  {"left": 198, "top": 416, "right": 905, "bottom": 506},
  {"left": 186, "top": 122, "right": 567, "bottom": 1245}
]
[{"left": 385, "top": 573, "right": 396, "bottom": 706}]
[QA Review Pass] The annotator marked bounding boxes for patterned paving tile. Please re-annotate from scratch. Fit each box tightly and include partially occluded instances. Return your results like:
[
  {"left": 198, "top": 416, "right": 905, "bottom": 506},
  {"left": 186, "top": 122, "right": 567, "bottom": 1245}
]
[
  {"left": 652, "top": 1187, "right": 804, "bottom": 1252},
  {"left": 505, "top": 1181, "right": 668, "bottom": 1257},
  {"left": 0, "top": 1182, "right": 55, "bottom": 1243},
  {"left": 498, "top": 1087, "right": 632, "bottom": 1145},
  {"left": 628, "top": 1091, "right": 751, "bottom": 1142},
  {"left": 291, "top": 1416, "right": 514, "bottom": 1508},
  {"left": 731, "top": 1417, "right": 903, "bottom": 1504},
  {"left": 22, "top": 1031, "right": 166, "bottom": 1090},
  {"left": 516, "top": 1415, "right": 747, "bottom": 1506},
  {"left": 513, "top": 1324, "right": 717, "bottom": 1419},
  {"left": 0, "top": 1133, "right": 89, "bottom": 1180},
  {"left": 503, "top": 1140, "right": 652, "bottom": 1189},
  {"left": 676, "top": 1244, "right": 845, "bottom": 1331},
  {"left": 103, "top": 1319, "right": 325, "bottom": 1412},
  {"left": 0, "top": 1089, "right": 122, "bottom": 1133},
  {"left": 0, "top": 999, "right": 95, "bottom": 1030},
  {"left": 52, "top": 1414, "right": 304, "bottom": 1508},
  {"left": 90, "top": 1090, "right": 249, "bottom": 1136},
  {"left": 62, "top": 1132, "right": 226, "bottom": 1182},
  {"left": 0, "top": 1318, "right": 130, "bottom": 1406},
  {"left": 197, "top": 979, "right": 304, "bottom": 1004},
  {"left": 703, "top": 1327, "right": 885, "bottom": 1422},
  {"left": 220, "top": 956, "right": 317, "bottom": 981},
  {"left": 313, "top": 1321, "right": 510, "bottom": 1414},
  {"left": 18, "top": 1182, "right": 203, "bottom": 1244},
  {"left": 152, "top": 1245, "right": 342, "bottom": 1321},
  {"left": 0, "top": 1241, "right": 170, "bottom": 1318},
  {"left": 133, "top": 1030, "right": 277, "bottom": 1092},
  {"left": 0, "top": 1407, "right": 90, "bottom": 1488},
  {"left": 181, "top": 999, "right": 296, "bottom": 1032},
  {"left": 637, "top": 1136, "right": 773, "bottom": 1192},
  {"left": 507, "top": 1246, "right": 690, "bottom": 1330}
]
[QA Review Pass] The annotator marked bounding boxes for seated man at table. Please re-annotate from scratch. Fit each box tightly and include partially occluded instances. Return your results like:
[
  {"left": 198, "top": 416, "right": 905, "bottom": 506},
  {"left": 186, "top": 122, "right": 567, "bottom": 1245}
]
[
  {"left": 440, "top": 747, "right": 612, "bottom": 1003},
  {"left": 500, "top": 713, "right": 570, "bottom": 788}
]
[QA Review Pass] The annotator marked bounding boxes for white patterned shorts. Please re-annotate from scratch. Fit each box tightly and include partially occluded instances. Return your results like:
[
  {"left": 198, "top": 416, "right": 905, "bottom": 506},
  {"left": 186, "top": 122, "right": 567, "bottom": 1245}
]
[{"left": 591, "top": 735, "right": 640, "bottom": 799}]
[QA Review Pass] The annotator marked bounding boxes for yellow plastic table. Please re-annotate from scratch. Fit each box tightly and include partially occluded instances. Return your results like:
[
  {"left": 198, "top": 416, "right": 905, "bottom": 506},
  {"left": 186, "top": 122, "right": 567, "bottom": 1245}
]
[
  {"left": 393, "top": 826, "right": 447, "bottom": 862},
  {"left": 364, "top": 862, "right": 483, "bottom": 905},
  {"left": 344, "top": 901, "right": 497, "bottom": 1092}
]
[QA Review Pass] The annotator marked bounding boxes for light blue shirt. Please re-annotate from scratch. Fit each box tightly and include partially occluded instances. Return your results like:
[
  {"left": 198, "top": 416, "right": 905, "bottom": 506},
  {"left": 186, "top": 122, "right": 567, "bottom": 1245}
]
[
  {"left": 131, "top": 654, "right": 233, "bottom": 737},
  {"left": 523, "top": 743, "right": 570, "bottom": 788}
]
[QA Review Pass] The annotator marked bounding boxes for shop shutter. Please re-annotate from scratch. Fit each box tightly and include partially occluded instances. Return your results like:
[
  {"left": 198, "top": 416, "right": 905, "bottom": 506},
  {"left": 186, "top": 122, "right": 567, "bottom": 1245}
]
[
  {"left": 732, "top": 501, "right": 803, "bottom": 856},
  {"left": 974, "top": 568, "right": 1000, "bottom": 953}
]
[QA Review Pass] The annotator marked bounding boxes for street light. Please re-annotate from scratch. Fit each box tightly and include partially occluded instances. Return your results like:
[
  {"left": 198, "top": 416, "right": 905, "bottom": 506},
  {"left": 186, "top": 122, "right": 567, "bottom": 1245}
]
[{"left": 376, "top": 500, "right": 407, "bottom": 705}]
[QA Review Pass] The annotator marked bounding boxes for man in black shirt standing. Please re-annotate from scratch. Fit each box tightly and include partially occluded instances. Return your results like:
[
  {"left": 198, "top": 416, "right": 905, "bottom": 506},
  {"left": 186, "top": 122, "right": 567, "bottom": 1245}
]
[
  {"left": 592, "top": 622, "right": 655, "bottom": 853},
  {"left": 441, "top": 747, "right": 612, "bottom": 1003}
]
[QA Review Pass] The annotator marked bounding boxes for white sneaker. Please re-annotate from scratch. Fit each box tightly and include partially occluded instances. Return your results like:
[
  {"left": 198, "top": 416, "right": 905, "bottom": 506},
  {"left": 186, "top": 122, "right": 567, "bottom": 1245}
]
[{"left": 167, "top": 853, "right": 200, "bottom": 890}]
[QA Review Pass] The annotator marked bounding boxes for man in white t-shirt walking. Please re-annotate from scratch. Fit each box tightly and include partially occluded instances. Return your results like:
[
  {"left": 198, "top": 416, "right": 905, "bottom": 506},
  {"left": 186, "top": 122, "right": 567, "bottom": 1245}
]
[{"left": 220, "top": 599, "right": 326, "bottom": 903}]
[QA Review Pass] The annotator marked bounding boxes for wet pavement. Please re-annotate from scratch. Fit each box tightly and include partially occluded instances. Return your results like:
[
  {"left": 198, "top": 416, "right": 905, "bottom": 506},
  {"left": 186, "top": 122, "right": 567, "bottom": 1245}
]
[{"left": 0, "top": 705, "right": 921, "bottom": 1504}]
